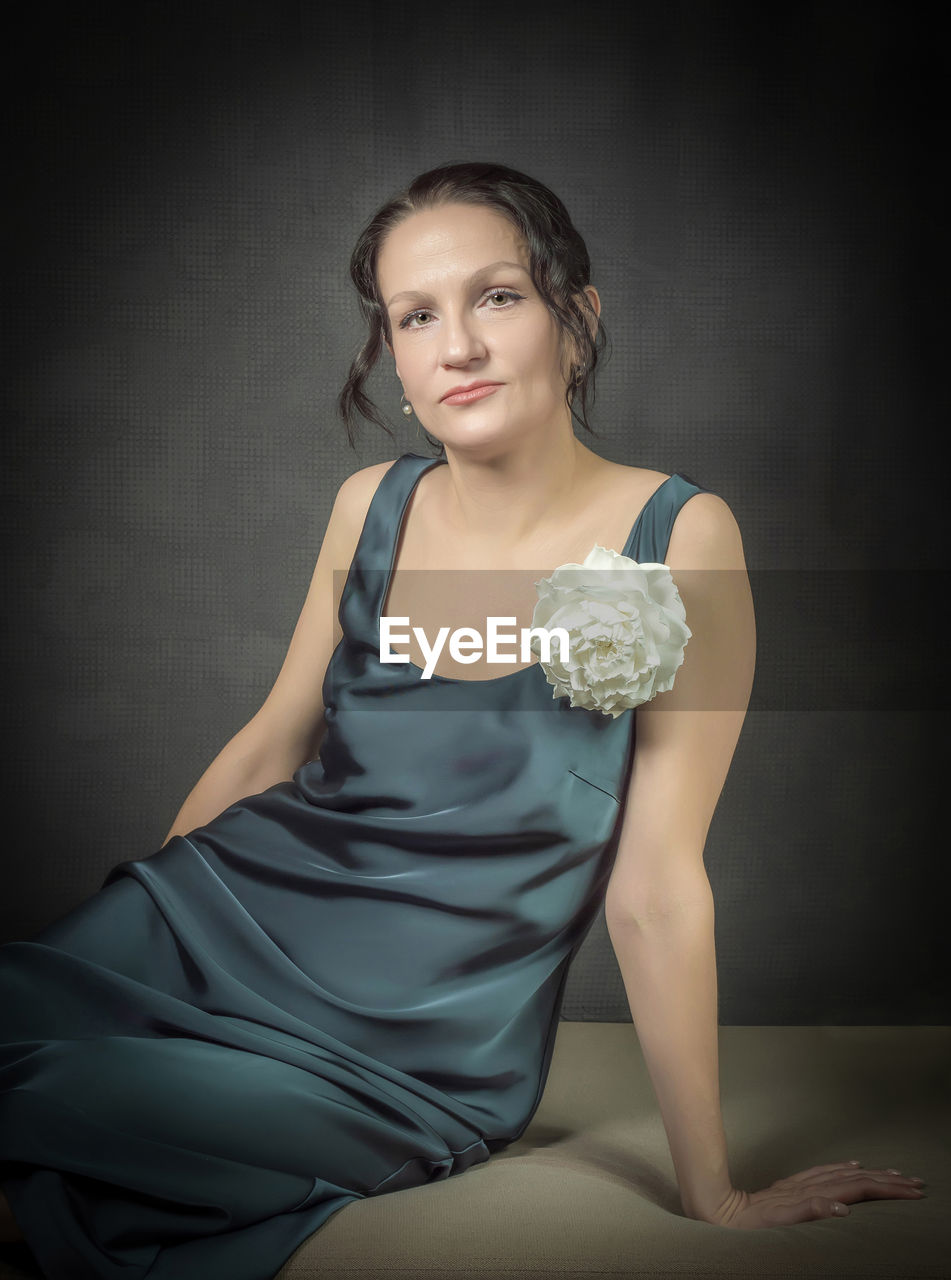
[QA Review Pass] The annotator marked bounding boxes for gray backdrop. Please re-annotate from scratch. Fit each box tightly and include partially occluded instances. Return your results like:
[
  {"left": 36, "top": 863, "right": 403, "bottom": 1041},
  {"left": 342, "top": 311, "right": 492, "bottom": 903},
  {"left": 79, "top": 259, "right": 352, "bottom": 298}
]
[{"left": 3, "top": 2, "right": 944, "bottom": 1023}]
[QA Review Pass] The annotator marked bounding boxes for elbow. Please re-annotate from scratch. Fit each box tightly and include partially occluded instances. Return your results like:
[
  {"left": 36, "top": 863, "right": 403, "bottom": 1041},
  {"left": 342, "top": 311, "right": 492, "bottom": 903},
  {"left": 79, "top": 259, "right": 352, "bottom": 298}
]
[{"left": 604, "top": 867, "right": 713, "bottom": 935}]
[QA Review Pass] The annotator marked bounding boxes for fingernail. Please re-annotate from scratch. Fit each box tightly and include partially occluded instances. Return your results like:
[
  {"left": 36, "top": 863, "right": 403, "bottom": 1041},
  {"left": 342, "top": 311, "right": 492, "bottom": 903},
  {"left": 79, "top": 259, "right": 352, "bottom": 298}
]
[
  {"left": 832, "top": 1202, "right": 849, "bottom": 1216},
  {"left": 847, "top": 1160, "right": 861, "bottom": 1166},
  {"left": 910, "top": 1177, "right": 925, "bottom": 1184}
]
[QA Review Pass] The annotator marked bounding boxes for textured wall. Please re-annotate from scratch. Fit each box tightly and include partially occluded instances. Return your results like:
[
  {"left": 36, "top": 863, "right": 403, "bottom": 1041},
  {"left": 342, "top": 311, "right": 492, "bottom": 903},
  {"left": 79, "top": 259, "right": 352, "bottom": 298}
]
[{"left": 2, "top": 2, "right": 943, "bottom": 1022}]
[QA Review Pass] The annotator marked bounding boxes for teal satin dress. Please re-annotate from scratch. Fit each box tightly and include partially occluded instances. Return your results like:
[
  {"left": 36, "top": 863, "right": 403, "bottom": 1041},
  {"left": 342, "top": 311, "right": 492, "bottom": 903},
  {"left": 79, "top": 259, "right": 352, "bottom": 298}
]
[{"left": 0, "top": 453, "right": 706, "bottom": 1279}]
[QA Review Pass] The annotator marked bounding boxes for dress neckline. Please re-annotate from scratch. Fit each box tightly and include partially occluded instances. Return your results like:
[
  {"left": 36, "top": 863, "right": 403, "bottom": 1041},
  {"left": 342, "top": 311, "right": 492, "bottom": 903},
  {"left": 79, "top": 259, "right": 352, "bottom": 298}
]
[{"left": 375, "top": 455, "right": 680, "bottom": 689}]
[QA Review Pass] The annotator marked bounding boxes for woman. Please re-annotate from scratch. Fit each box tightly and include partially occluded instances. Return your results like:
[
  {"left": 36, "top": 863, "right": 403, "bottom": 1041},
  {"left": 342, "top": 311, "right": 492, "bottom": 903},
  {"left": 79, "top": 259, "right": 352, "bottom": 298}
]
[{"left": 0, "top": 162, "right": 924, "bottom": 1274}]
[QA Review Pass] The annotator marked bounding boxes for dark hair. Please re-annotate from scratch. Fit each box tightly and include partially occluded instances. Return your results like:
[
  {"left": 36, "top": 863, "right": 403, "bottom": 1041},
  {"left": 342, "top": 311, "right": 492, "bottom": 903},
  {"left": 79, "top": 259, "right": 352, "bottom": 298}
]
[{"left": 337, "top": 161, "right": 609, "bottom": 453}]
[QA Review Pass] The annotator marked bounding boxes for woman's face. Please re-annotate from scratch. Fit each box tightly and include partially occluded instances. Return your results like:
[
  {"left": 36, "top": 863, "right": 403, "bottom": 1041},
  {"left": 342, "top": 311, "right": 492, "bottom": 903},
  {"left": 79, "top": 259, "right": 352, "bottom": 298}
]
[{"left": 378, "top": 201, "right": 594, "bottom": 453}]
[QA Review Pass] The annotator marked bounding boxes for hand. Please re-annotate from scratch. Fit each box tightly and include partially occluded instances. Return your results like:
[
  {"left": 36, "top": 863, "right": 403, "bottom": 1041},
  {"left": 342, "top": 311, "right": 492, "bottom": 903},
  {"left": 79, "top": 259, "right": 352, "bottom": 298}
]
[{"left": 701, "top": 1161, "right": 927, "bottom": 1229}]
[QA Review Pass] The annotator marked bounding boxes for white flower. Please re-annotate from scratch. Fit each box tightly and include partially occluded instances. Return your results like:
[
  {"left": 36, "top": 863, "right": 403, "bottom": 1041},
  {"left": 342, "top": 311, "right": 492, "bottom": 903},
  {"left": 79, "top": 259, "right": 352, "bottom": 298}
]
[{"left": 530, "top": 545, "right": 691, "bottom": 718}]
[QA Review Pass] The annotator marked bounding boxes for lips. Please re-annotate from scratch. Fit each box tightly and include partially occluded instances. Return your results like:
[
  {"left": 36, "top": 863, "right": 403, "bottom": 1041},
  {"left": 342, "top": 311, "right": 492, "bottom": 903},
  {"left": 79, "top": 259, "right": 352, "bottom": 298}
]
[{"left": 441, "top": 382, "right": 503, "bottom": 405}]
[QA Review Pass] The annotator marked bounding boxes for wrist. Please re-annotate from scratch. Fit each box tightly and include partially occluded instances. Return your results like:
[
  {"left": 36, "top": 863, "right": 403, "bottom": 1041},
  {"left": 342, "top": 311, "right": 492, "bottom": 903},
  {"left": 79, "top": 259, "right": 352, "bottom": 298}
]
[{"left": 681, "top": 1185, "right": 739, "bottom": 1224}]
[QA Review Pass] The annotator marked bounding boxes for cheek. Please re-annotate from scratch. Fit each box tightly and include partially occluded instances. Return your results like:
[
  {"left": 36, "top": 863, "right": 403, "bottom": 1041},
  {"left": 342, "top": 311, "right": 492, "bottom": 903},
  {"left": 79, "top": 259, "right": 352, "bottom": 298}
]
[
  {"left": 527, "top": 330, "right": 565, "bottom": 387},
  {"left": 392, "top": 340, "right": 426, "bottom": 377},
  {"left": 529, "top": 316, "right": 563, "bottom": 365},
  {"left": 510, "top": 323, "right": 558, "bottom": 373}
]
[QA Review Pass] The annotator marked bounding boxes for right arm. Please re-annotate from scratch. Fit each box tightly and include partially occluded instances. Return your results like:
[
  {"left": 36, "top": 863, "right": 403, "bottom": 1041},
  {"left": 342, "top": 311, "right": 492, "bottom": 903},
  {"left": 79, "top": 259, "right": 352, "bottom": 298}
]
[{"left": 161, "top": 459, "right": 398, "bottom": 846}]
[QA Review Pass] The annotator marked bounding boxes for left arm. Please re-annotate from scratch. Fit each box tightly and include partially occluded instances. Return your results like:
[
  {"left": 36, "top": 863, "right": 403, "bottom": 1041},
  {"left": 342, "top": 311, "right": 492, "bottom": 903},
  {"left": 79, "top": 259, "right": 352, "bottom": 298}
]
[
  {"left": 604, "top": 492, "right": 754, "bottom": 1223},
  {"left": 604, "top": 494, "right": 925, "bottom": 1228}
]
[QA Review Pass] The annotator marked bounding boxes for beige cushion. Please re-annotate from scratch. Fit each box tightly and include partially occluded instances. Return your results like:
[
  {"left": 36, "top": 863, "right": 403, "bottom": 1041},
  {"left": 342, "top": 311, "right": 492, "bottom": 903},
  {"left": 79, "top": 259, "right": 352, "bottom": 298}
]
[
  {"left": 278, "top": 1022, "right": 949, "bottom": 1279},
  {"left": 1, "top": 1023, "right": 947, "bottom": 1279}
]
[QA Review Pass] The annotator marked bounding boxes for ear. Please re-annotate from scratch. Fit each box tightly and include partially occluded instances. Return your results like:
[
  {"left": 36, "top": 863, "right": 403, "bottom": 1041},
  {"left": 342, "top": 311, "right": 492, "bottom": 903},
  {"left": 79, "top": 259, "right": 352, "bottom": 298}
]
[
  {"left": 581, "top": 285, "right": 602, "bottom": 341},
  {"left": 562, "top": 286, "right": 601, "bottom": 375},
  {"left": 384, "top": 341, "right": 402, "bottom": 384}
]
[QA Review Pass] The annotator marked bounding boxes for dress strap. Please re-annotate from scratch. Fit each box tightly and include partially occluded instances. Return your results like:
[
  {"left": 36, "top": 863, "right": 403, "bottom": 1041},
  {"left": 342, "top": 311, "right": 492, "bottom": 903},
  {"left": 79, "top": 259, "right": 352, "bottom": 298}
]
[
  {"left": 340, "top": 457, "right": 708, "bottom": 643},
  {"left": 339, "top": 453, "right": 444, "bottom": 647},
  {"left": 621, "top": 472, "right": 709, "bottom": 564}
]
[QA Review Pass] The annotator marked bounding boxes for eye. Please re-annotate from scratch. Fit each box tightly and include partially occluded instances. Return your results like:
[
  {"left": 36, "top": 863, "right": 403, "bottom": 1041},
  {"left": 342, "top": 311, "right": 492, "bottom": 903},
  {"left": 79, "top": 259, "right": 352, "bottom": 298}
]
[
  {"left": 397, "top": 288, "right": 524, "bottom": 331},
  {"left": 399, "top": 308, "right": 433, "bottom": 331},
  {"left": 485, "top": 289, "right": 522, "bottom": 308}
]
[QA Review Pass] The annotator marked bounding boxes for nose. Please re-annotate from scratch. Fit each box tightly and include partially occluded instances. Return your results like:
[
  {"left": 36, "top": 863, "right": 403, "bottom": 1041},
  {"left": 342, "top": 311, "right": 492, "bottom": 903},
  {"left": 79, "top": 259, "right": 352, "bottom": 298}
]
[{"left": 440, "top": 305, "right": 487, "bottom": 367}]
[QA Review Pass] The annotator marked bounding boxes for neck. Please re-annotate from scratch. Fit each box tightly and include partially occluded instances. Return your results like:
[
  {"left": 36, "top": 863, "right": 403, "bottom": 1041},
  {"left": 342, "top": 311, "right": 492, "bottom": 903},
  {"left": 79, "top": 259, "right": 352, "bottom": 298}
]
[{"left": 435, "top": 430, "right": 596, "bottom": 548}]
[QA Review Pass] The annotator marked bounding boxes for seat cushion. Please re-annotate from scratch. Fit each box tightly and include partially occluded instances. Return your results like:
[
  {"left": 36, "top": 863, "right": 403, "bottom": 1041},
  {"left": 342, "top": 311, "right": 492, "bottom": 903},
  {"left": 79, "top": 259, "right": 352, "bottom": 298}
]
[
  {"left": 278, "top": 1021, "right": 949, "bottom": 1279},
  {"left": 1, "top": 1023, "right": 946, "bottom": 1279}
]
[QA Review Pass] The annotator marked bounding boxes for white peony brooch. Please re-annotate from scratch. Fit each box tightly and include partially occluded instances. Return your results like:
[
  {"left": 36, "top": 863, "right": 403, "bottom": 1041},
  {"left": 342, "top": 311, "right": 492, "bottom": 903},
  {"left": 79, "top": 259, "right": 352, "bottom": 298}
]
[{"left": 530, "top": 545, "right": 691, "bottom": 718}]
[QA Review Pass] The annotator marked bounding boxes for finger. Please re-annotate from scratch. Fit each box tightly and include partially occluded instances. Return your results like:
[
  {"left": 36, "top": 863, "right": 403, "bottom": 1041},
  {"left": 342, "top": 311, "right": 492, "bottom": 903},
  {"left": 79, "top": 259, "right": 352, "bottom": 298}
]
[
  {"left": 766, "top": 1196, "right": 850, "bottom": 1225},
  {"left": 779, "top": 1161, "right": 868, "bottom": 1184},
  {"left": 825, "top": 1169, "right": 927, "bottom": 1191},
  {"left": 835, "top": 1177, "right": 928, "bottom": 1202},
  {"left": 783, "top": 1165, "right": 925, "bottom": 1194}
]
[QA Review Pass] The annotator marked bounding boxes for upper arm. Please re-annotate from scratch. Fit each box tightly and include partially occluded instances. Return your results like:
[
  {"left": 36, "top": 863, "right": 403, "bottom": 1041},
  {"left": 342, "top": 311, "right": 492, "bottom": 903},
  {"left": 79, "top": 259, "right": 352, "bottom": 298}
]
[
  {"left": 245, "top": 458, "right": 399, "bottom": 768},
  {"left": 603, "top": 492, "right": 756, "bottom": 924}
]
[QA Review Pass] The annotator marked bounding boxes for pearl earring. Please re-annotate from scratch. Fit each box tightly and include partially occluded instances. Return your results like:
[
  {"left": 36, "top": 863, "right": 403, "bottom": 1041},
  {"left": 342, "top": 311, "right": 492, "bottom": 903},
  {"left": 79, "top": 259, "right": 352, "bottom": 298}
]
[{"left": 400, "top": 392, "right": 413, "bottom": 417}]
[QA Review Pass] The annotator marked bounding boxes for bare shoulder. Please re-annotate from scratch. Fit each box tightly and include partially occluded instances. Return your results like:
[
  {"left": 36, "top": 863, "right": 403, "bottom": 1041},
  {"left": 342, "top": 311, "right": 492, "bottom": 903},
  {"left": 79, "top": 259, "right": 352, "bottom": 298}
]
[
  {"left": 334, "top": 458, "right": 400, "bottom": 520},
  {"left": 602, "top": 458, "right": 745, "bottom": 569},
  {"left": 313, "top": 459, "right": 401, "bottom": 575},
  {"left": 335, "top": 458, "right": 401, "bottom": 512},
  {"left": 669, "top": 490, "right": 746, "bottom": 570}
]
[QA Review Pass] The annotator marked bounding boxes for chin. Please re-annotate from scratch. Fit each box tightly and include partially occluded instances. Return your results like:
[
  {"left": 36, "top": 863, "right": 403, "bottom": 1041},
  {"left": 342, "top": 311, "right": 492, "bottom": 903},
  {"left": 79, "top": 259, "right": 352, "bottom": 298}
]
[{"left": 436, "top": 422, "right": 513, "bottom": 448}]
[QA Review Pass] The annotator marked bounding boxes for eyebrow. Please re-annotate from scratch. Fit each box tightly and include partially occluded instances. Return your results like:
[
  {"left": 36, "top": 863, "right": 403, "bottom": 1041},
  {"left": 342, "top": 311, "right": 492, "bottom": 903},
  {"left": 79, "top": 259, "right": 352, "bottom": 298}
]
[{"left": 385, "top": 261, "right": 529, "bottom": 309}]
